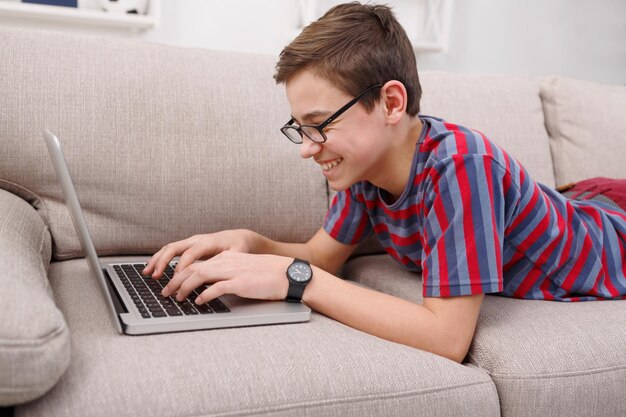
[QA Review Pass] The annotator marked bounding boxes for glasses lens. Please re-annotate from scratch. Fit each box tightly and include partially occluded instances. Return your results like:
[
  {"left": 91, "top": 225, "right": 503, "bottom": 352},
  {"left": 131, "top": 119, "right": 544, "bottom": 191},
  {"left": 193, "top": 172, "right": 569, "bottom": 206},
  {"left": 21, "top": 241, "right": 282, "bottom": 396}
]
[
  {"left": 282, "top": 127, "right": 303, "bottom": 144},
  {"left": 301, "top": 126, "right": 326, "bottom": 143}
]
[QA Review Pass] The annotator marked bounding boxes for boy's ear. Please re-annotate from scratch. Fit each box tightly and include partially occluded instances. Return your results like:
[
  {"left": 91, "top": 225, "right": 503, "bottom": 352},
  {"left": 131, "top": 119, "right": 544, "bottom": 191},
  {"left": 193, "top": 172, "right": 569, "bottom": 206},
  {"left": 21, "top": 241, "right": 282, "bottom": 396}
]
[{"left": 380, "top": 80, "right": 408, "bottom": 124}]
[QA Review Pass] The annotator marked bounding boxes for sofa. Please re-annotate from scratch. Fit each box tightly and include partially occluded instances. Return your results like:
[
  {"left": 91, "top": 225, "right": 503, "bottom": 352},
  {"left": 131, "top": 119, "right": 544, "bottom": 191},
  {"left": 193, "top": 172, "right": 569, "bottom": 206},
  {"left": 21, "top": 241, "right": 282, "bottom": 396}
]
[{"left": 1, "top": 26, "right": 625, "bottom": 417}]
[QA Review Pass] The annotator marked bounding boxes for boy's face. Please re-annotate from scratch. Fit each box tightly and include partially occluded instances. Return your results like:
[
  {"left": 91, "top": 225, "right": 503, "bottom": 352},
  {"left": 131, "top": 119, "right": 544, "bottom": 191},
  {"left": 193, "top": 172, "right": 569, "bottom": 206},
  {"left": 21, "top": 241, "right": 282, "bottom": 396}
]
[{"left": 285, "top": 70, "right": 390, "bottom": 191}]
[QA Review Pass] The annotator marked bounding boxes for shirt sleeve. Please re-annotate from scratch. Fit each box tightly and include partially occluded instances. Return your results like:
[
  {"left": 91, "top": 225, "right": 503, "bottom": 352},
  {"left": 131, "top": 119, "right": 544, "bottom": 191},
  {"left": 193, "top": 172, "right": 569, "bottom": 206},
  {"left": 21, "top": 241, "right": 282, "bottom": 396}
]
[
  {"left": 323, "top": 187, "right": 373, "bottom": 245},
  {"left": 421, "top": 155, "right": 511, "bottom": 297}
]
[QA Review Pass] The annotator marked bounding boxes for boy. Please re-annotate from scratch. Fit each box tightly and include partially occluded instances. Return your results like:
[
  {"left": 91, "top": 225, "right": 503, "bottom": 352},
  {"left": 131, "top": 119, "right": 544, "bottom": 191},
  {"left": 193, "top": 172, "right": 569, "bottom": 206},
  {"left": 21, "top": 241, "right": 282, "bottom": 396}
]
[{"left": 143, "top": 2, "right": 626, "bottom": 363}]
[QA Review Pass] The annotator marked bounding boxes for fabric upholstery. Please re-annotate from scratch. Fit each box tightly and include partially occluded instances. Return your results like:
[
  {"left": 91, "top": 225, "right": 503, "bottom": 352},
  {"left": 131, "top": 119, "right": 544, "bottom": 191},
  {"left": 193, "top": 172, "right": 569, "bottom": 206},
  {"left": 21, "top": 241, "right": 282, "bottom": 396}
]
[
  {"left": 341, "top": 255, "right": 424, "bottom": 305},
  {"left": 16, "top": 257, "right": 499, "bottom": 417},
  {"left": 0, "top": 189, "right": 70, "bottom": 406},
  {"left": 3, "top": 25, "right": 625, "bottom": 417},
  {"left": 419, "top": 72, "right": 556, "bottom": 188},
  {"left": 540, "top": 76, "right": 626, "bottom": 186},
  {"left": 342, "top": 255, "right": 626, "bottom": 417},
  {"left": 469, "top": 295, "right": 626, "bottom": 417},
  {"left": 0, "top": 27, "right": 327, "bottom": 260}
]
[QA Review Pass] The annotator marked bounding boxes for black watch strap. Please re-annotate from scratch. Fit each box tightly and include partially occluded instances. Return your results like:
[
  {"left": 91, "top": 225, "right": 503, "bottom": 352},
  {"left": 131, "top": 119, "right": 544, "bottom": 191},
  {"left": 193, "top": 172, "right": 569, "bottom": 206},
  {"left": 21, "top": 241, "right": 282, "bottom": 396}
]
[
  {"left": 286, "top": 258, "right": 311, "bottom": 303},
  {"left": 286, "top": 282, "right": 306, "bottom": 303}
]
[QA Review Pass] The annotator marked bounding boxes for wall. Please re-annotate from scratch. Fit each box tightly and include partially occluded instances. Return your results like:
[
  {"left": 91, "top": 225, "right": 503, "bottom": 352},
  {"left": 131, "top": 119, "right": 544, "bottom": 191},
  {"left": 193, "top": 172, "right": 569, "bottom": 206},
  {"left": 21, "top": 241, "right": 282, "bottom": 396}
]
[
  {"left": 416, "top": 0, "right": 626, "bottom": 85},
  {"left": 139, "top": 0, "right": 300, "bottom": 56},
  {"left": 1, "top": 0, "right": 624, "bottom": 84},
  {"left": 140, "top": 0, "right": 626, "bottom": 85}
]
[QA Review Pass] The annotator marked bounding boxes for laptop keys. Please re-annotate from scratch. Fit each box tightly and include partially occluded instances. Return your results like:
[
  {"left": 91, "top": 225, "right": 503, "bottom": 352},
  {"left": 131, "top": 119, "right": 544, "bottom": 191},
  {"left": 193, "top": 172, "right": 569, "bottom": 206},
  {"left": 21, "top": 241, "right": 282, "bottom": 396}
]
[
  {"left": 115, "top": 262, "right": 231, "bottom": 319},
  {"left": 164, "top": 307, "right": 183, "bottom": 316},
  {"left": 208, "top": 299, "right": 230, "bottom": 313},
  {"left": 195, "top": 303, "right": 213, "bottom": 314}
]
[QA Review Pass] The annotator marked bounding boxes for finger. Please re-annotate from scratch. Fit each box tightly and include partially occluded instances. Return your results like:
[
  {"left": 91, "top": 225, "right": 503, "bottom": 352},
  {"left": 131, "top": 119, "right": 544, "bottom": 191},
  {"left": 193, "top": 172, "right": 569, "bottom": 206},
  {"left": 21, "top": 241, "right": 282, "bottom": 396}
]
[
  {"left": 150, "top": 240, "right": 192, "bottom": 278},
  {"left": 195, "top": 281, "right": 236, "bottom": 305},
  {"left": 161, "top": 264, "right": 195, "bottom": 297},
  {"left": 142, "top": 247, "right": 166, "bottom": 276},
  {"left": 176, "top": 243, "right": 213, "bottom": 273},
  {"left": 174, "top": 267, "right": 226, "bottom": 301}
]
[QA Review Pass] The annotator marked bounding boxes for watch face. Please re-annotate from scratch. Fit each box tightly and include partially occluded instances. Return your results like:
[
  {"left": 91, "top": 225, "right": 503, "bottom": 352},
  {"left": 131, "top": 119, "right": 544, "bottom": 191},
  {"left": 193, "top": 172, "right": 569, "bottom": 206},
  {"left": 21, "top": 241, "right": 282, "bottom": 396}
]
[{"left": 288, "top": 262, "right": 312, "bottom": 282}]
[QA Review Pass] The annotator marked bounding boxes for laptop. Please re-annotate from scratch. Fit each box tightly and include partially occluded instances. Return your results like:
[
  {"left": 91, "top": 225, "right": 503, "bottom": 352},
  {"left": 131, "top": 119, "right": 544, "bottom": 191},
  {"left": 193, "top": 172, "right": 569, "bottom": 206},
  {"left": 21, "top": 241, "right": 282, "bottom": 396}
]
[{"left": 43, "top": 129, "right": 311, "bottom": 335}]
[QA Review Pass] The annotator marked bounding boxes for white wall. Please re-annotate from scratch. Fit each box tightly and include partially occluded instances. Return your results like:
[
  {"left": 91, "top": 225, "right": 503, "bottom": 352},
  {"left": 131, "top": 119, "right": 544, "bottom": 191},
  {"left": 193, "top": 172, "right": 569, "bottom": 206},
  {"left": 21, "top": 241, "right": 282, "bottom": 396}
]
[
  {"left": 137, "top": 0, "right": 626, "bottom": 85},
  {"left": 2, "top": 0, "right": 624, "bottom": 84},
  {"left": 136, "top": 0, "right": 447, "bottom": 55},
  {"left": 416, "top": 0, "right": 626, "bottom": 85},
  {"left": 138, "top": 0, "right": 301, "bottom": 56}
]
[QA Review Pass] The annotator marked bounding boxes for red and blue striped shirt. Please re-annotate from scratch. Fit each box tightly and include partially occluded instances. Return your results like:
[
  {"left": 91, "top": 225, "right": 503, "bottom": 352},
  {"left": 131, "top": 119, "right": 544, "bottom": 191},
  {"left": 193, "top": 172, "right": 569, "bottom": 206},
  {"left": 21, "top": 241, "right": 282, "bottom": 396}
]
[{"left": 323, "top": 115, "right": 626, "bottom": 301}]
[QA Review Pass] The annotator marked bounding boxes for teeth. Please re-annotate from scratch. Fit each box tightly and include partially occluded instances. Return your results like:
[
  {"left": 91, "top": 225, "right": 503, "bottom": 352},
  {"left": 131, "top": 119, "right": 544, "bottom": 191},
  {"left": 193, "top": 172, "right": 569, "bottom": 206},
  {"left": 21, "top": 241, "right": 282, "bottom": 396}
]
[{"left": 321, "top": 158, "right": 343, "bottom": 172}]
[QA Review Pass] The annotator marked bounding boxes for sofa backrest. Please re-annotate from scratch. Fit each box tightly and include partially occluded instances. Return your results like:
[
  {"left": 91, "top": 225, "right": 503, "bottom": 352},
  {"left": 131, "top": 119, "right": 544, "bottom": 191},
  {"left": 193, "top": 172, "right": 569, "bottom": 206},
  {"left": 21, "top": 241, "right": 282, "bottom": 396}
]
[
  {"left": 7, "top": 28, "right": 614, "bottom": 261},
  {"left": 540, "top": 76, "right": 626, "bottom": 186},
  {"left": 0, "top": 28, "right": 328, "bottom": 259}
]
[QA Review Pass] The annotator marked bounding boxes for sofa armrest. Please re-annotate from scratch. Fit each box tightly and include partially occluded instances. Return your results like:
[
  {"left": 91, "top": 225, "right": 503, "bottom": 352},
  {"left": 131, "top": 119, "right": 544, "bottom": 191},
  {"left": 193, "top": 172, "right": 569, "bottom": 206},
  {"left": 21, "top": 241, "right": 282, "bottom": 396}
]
[{"left": 0, "top": 188, "right": 70, "bottom": 406}]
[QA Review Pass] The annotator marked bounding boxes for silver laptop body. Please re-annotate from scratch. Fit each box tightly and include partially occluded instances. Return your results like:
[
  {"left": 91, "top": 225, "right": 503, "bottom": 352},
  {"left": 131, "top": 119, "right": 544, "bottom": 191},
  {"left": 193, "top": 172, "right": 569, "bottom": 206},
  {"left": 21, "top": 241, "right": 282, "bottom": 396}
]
[{"left": 43, "top": 129, "right": 311, "bottom": 335}]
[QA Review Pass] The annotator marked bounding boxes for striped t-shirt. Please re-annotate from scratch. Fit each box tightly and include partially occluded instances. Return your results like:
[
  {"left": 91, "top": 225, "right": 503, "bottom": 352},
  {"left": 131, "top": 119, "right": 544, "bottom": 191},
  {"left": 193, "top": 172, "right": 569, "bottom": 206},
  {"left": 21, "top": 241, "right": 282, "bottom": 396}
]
[{"left": 323, "top": 115, "right": 626, "bottom": 301}]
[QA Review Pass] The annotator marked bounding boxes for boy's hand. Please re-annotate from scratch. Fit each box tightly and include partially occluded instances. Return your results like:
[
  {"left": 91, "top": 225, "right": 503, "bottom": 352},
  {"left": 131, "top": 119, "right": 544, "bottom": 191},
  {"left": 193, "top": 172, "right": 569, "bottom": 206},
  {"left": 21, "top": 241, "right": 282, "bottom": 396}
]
[
  {"left": 142, "top": 229, "right": 258, "bottom": 279},
  {"left": 160, "top": 251, "right": 292, "bottom": 304}
]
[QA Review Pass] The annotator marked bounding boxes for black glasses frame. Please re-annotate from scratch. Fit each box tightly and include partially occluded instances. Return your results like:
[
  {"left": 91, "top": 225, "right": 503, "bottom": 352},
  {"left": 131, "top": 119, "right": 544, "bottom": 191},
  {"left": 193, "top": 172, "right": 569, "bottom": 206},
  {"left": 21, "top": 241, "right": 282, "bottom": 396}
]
[{"left": 280, "top": 84, "right": 383, "bottom": 144}]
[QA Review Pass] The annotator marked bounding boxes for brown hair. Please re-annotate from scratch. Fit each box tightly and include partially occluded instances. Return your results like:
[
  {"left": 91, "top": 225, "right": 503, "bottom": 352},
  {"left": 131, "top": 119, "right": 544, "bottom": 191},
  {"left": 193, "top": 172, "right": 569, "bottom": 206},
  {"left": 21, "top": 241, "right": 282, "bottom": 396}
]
[{"left": 274, "top": 2, "right": 421, "bottom": 116}]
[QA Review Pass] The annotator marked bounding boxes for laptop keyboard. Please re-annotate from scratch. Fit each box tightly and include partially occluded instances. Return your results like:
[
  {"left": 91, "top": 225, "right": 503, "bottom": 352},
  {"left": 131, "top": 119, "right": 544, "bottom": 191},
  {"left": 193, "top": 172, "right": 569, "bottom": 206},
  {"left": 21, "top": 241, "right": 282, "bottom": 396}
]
[{"left": 113, "top": 263, "right": 230, "bottom": 319}]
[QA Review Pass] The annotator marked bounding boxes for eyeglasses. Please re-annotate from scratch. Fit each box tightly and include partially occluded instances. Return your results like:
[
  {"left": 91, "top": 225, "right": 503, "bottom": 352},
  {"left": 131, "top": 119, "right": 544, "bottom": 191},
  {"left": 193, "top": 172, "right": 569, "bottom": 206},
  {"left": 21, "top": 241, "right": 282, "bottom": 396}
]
[{"left": 280, "top": 84, "right": 383, "bottom": 144}]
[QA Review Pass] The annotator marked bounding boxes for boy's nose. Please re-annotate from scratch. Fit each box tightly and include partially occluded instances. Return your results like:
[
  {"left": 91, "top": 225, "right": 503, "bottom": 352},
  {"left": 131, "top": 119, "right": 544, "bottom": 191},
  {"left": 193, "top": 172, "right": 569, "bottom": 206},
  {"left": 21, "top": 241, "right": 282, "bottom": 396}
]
[{"left": 299, "top": 137, "right": 323, "bottom": 159}]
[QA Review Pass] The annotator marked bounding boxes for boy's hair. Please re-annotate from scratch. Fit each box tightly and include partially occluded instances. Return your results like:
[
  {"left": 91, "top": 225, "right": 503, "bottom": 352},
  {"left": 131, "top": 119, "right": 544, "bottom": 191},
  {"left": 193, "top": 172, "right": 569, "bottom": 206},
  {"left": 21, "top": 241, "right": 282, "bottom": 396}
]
[{"left": 274, "top": 1, "right": 421, "bottom": 116}]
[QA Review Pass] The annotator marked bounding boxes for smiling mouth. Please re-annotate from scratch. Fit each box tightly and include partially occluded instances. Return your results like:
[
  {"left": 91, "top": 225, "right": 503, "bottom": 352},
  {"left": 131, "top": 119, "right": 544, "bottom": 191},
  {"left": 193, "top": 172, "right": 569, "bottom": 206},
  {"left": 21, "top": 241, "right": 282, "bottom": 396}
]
[{"left": 319, "top": 158, "right": 344, "bottom": 172}]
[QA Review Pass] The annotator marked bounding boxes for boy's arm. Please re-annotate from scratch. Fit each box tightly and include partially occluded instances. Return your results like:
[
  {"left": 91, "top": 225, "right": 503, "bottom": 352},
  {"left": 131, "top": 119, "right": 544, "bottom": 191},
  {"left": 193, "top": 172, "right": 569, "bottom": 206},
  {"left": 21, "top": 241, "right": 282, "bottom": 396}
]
[
  {"left": 251, "top": 230, "right": 483, "bottom": 362},
  {"left": 156, "top": 228, "right": 483, "bottom": 362},
  {"left": 244, "top": 228, "right": 484, "bottom": 362},
  {"left": 255, "top": 228, "right": 483, "bottom": 362},
  {"left": 252, "top": 227, "right": 358, "bottom": 275},
  {"left": 302, "top": 270, "right": 484, "bottom": 363},
  {"left": 144, "top": 227, "right": 356, "bottom": 278},
  {"left": 149, "top": 228, "right": 483, "bottom": 362}
]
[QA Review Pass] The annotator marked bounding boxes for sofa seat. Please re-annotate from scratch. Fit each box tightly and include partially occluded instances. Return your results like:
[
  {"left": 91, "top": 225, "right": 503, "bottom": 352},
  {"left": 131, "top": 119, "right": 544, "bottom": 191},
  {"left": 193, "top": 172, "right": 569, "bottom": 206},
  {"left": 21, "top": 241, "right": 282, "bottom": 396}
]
[
  {"left": 343, "top": 255, "right": 626, "bottom": 417},
  {"left": 16, "top": 257, "right": 499, "bottom": 417}
]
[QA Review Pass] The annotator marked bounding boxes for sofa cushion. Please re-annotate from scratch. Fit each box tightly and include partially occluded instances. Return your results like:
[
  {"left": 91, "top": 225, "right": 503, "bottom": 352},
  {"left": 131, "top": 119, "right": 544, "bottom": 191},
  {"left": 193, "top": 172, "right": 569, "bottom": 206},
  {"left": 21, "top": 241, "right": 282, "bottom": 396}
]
[
  {"left": 469, "top": 294, "right": 626, "bottom": 417},
  {"left": 420, "top": 71, "right": 556, "bottom": 188},
  {"left": 540, "top": 76, "right": 626, "bottom": 186},
  {"left": 0, "top": 27, "right": 327, "bottom": 260},
  {"left": 342, "top": 254, "right": 626, "bottom": 417},
  {"left": 0, "top": 188, "right": 70, "bottom": 406},
  {"left": 15, "top": 257, "right": 500, "bottom": 417}
]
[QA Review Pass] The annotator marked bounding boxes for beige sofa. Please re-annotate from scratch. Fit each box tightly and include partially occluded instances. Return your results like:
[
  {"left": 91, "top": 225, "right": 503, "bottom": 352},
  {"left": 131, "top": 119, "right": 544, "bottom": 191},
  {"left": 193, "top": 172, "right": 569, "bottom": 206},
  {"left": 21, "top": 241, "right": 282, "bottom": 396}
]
[{"left": 1, "top": 27, "right": 625, "bottom": 417}]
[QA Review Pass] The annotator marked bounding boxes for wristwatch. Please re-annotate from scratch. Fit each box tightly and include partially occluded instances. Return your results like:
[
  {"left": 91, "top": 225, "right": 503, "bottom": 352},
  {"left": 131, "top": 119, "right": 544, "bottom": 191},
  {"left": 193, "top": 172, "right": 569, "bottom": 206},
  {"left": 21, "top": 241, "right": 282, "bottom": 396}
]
[{"left": 285, "top": 258, "right": 313, "bottom": 303}]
